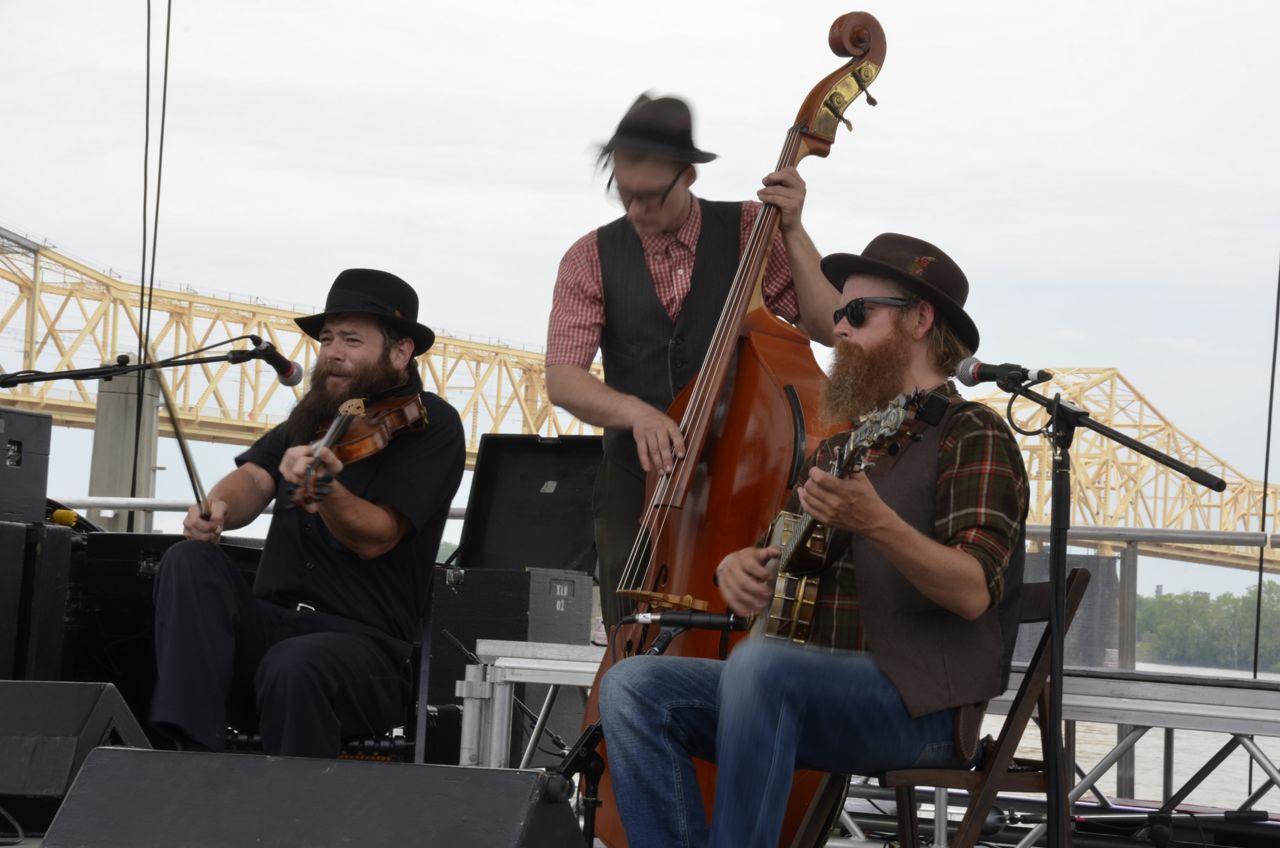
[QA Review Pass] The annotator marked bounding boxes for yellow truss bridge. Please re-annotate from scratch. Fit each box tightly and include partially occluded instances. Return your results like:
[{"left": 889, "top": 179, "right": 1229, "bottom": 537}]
[{"left": 2, "top": 226, "right": 1276, "bottom": 572}]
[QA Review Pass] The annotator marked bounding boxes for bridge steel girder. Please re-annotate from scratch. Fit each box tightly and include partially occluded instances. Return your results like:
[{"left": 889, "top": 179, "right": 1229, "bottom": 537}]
[{"left": 1, "top": 227, "right": 1277, "bottom": 571}]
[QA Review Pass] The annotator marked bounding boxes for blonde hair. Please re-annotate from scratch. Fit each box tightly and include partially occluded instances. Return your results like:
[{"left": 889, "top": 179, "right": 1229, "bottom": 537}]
[
  {"left": 926, "top": 317, "right": 972, "bottom": 376},
  {"left": 889, "top": 284, "right": 972, "bottom": 375}
]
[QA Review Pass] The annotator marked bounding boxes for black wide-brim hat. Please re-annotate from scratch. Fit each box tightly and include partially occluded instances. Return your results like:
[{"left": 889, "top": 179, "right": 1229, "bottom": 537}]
[
  {"left": 295, "top": 269, "right": 435, "bottom": 356},
  {"left": 600, "top": 93, "right": 717, "bottom": 164},
  {"left": 820, "top": 233, "right": 980, "bottom": 353}
]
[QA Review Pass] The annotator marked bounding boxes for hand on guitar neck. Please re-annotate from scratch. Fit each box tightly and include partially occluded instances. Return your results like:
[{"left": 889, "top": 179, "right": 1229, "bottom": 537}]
[{"left": 795, "top": 462, "right": 892, "bottom": 539}]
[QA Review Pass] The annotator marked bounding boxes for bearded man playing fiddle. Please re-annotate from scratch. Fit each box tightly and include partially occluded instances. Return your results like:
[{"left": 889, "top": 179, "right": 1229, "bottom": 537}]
[
  {"left": 599, "top": 234, "right": 1030, "bottom": 847},
  {"left": 149, "top": 269, "right": 464, "bottom": 758}
]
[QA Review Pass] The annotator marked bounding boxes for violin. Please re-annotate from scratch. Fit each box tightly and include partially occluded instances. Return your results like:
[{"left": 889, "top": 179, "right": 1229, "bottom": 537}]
[{"left": 291, "top": 391, "right": 428, "bottom": 507}]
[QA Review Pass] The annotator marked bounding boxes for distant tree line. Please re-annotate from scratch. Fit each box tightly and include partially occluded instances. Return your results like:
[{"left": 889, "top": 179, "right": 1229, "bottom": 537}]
[{"left": 1136, "top": 582, "right": 1280, "bottom": 672}]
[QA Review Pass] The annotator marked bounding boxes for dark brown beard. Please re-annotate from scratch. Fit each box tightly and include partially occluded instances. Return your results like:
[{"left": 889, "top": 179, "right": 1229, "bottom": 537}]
[
  {"left": 820, "top": 323, "right": 915, "bottom": 427},
  {"left": 284, "top": 350, "right": 403, "bottom": 445}
]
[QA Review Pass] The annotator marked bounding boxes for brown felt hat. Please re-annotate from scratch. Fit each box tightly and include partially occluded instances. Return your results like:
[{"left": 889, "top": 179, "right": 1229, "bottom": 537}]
[
  {"left": 821, "top": 233, "right": 980, "bottom": 352},
  {"left": 295, "top": 269, "right": 435, "bottom": 356},
  {"left": 600, "top": 93, "right": 717, "bottom": 164}
]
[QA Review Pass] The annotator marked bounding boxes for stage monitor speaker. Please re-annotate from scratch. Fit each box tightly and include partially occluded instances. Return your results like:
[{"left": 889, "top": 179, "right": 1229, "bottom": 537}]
[
  {"left": 456, "top": 433, "right": 600, "bottom": 573},
  {"left": 44, "top": 747, "right": 582, "bottom": 847},
  {"left": 0, "top": 681, "right": 150, "bottom": 835}
]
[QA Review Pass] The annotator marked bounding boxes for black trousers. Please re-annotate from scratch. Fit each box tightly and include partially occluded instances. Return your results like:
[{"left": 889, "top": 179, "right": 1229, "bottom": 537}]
[{"left": 149, "top": 540, "right": 410, "bottom": 758}]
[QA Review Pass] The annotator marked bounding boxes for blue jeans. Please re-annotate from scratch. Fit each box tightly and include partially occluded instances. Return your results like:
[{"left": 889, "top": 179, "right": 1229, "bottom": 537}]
[{"left": 599, "top": 638, "right": 965, "bottom": 848}]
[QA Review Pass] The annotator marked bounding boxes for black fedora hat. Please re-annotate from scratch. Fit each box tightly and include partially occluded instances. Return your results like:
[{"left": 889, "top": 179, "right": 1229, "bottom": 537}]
[
  {"left": 600, "top": 93, "right": 717, "bottom": 164},
  {"left": 820, "top": 233, "right": 980, "bottom": 352},
  {"left": 295, "top": 269, "right": 435, "bottom": 356}
]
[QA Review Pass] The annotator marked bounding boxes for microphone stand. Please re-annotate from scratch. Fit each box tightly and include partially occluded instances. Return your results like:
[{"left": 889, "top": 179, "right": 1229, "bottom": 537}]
[
  {"left": 0, "top": 347, "right": 271, "bottom": 388},
  {"left": 989, "top": 374, "right": 1226, "bottom": 848},
  {"left": 0, "top": 344, "right": 286, "bottom": 517}
]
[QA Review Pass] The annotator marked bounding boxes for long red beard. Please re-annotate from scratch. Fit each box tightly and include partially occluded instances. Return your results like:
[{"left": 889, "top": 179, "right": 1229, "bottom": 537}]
[{"left": 821, "top": 326, "right": 914, "bottom": 426}]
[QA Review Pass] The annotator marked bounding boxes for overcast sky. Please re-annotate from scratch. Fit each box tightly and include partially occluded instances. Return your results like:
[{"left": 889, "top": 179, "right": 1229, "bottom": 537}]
[{"left": 2, "top": 1, "right": 1278, "bottom": 594}]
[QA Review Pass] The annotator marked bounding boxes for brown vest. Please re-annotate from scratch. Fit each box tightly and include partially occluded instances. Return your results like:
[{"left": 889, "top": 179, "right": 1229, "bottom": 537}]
[{"left": 834, "top": 401, "right": 1024, "bottom": 718}]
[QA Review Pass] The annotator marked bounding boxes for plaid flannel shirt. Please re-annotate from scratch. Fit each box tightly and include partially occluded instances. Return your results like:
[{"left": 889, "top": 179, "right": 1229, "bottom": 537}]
[{"left": 804, "top": 385, "right": 1029, "bottom": 651}]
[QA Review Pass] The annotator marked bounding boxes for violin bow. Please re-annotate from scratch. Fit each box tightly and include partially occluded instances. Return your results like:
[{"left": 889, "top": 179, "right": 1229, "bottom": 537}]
[{"left": 151, "top": 362, "right": 211, "bottom": 520}]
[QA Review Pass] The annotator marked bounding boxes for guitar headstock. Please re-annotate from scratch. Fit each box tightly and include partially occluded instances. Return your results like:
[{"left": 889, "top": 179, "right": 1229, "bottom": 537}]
[{"left": 830, "top": 389, "right": 949, "bottom": 476}]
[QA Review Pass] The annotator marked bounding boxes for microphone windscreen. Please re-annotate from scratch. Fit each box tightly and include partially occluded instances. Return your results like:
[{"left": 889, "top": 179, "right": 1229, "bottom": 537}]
[{"left": 955, "top": 357, "right": 982, "bottom": 387}]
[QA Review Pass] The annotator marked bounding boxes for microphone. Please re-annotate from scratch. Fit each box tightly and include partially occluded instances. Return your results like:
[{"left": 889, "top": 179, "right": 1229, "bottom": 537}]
[
  {"left": 622, "top": 611, "right": 750, "bottom": 631},
  {"left": 956, "top": 357, "right": 1051, "bottom": 387},
  {"left": 248, "top": 335, "right": 303, "bottom": 387}
]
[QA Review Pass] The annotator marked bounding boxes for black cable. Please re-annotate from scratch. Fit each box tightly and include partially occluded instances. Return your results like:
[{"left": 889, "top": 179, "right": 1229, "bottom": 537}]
[
  {"left": 136, "top": 0, "right": 152, "bottom": 367},
  {"left": 1247, "top": 249, "right": 1280, "bottom": 797},
  {"left": 1005, "top": 381, "right": 1049, "bottom": 438},
  {"left": 0, "top": 802, "right": 23, "bottom": 845},
  {"left": 127, "top": 0, "right": 175, "bottom": 532},
  {"left": 146, "top": 0, "right": 174, "bottom": 327},
  {"left": 864, "top": 797, "right": 891, "bottom": 817},
  {"left": 1187, "top": 810, "right": 1209, "bottom": 848},
  {"left": 128, "top": 0, "right": 155, "bottom": 530},
  {"left": 164, "top": 334, "right": 257, "bottom": 363},
  {"left": 1250, "top": 252, "right": 1280, "bottom": 661}
]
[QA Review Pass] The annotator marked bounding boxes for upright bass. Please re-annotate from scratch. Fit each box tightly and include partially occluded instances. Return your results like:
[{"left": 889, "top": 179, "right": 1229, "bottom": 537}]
[{"left": 583, "top": 12, "right": 887, "bottom": 847}]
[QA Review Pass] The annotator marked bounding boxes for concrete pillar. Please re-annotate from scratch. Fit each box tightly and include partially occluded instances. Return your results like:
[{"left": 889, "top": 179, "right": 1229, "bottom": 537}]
[{"left": 88, "top": 356, "right": 159, "bottom": 532}]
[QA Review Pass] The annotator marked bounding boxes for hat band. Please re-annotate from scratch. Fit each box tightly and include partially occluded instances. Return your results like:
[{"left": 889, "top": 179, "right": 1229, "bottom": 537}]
[
  {"left": 613, "top": 124, "right": 695, "bottom": 149},
  {"left": 324, "top": 291, "right": 407, "bottom": 320}
]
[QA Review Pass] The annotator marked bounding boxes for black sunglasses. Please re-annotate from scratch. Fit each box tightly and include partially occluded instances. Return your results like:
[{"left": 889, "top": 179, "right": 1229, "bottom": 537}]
[{"left": 832, "top": 296, "right": 918, "bottom": 328}]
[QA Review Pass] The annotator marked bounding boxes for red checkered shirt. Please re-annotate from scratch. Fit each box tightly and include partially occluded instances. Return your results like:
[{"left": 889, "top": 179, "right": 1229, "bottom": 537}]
[{"left": 546, "top": 197, "right": 799, "bottom": 369}]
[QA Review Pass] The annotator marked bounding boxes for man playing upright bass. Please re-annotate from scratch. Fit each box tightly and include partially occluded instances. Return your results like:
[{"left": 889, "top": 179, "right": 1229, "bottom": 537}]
[{"left": 546, "top": 93, "right": 839, "bottom": 633}]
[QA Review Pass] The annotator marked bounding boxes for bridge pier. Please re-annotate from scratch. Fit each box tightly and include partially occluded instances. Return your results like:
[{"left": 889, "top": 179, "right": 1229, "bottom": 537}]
[{"left": 87, "top": 355, "right": 159, "bottom": 532}]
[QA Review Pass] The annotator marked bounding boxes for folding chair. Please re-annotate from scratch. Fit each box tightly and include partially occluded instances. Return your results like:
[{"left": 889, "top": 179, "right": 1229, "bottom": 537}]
[{"left": 883, "top": 567, "right": 1092, "bottom": 848}]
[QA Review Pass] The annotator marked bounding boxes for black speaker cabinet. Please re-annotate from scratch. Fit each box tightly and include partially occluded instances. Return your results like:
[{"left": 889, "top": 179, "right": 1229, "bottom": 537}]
[
  {"left": 44, "top": 748, "right": 582, "bottom": 847},
  {"left": 457, "top": 433, "right": 600, "bottom": 573},
  {"left": 17, "top": 522, "right": 78, "bottom": 682},
  {"left": 66, "top": 532, "right": 261, "bottom": 732},
  {"left": 0, "top": 681, "right": 150, "bottom": 834},
  {"left": 0, "top": 406, "right": 52, "bottom": 524},
  {"left": 0, "top": 520, "right": 26, "bottom": 679}
]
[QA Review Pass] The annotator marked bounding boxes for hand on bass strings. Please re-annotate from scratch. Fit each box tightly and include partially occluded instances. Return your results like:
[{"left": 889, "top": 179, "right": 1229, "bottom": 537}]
[
  {"left": 715, "top": 545, "right": 780, "bottom": 617},
  {"left": 182, "top": 499, "right": 228, "bottom": 543},
  {"left": 281, "top": 443, "right": 345, "bottom": 513},
  {"left": 626, "top": 397, "right": 686, "bottom": 475},
  {"left": 757, "top": 166, "right": 807, "bottom": 233},
  {"left": 796, "top": 466, "right": 891, "bottom": 535}
]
